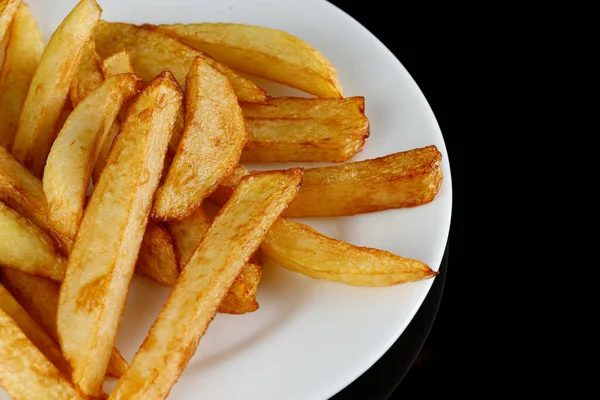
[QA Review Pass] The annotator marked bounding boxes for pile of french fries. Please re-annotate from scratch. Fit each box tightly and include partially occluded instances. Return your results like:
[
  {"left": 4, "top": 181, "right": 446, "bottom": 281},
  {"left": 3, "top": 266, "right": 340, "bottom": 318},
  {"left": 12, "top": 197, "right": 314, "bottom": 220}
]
[{"left": 0, "top": 0, "right": 444, "bottom": 398}]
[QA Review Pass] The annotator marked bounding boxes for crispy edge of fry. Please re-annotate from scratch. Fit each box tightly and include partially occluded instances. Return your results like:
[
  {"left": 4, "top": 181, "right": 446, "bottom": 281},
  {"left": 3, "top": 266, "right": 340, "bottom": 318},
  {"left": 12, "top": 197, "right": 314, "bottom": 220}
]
[
  {"left": 57, "top": 71, "right": 181, "bottom": 398},
  {"left": 261, "top": 218, "right": 438, "bottom": 286},
  {"left": 0, "top": 307, "right": 85, "bottom": 400},
  {"left": 218, "top": 263, "right": 261, "bottom": 314},
  {"left": 10, "top": 0, "right": 102, "bottom": 178},
  {"left": 240, "top": 96, "right": 365, "bottom": 119},
  {"left": 0, "top": 0, "right": 20, "bottom": 43},
  {"left": 0, "top": 1, "right": 44, "bottom": 150},
  {"left": 207, "top": 164, "right": 250, "bottom": 207},
  {"left": 69, "top": 39, "right": 104, "bottom": 106},
  {"left": 100, "top": 49, "right": 134, "bottom": 77},
  {"left": 109, "top": 168, "right": 303, "bottom": 400},
  {"left": 152, "top": 56, "right": 247, "bottom": 221},
  {"left": 0, "top": 268, "right": 128, "bottom": 378},
  {"left": 135, "top": 221, "right": 180, "bottom": 287}
]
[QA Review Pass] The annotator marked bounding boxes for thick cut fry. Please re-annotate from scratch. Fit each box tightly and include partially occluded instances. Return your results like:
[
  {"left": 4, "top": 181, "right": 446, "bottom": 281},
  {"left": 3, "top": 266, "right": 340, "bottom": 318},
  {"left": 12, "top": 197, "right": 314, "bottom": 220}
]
[
  {"left": 10, "top": 0, "right": 102, "bottom": 178},
  {"left": 283, "top": 145, "right": 443, "bottom": 217},
  {"left": 152, "top": 57, "right": 247, "bottom": 221},
  {"left": 43, "top": 73, "right": 142, "bottom": 240},
  {"left": 0, "top": 0, "right": 20, "bottom": 42},
  {"left": 135, "top": 221, "right": 180, "bottom": 287},
  {"left": 100, "top": 49, "right": 134, "bottom": 77},
  {"left": 241, "top": 96, "right": 365, "bottom": 119},
  {"left": 262, "top": 218, "right": 437, "bottom": 286},
  {"left": 0, "top": 284, "right": 71, "bottom": 378},
  {"left": 155, "top": 23, "right": 343, "bottom": 98},
  {"left": 0, "top": 268, "right": 128, "bottom": 378},
  {"left": 0, "top": 146, "right": 71, "bottom": 253},
  {"left": 69, "top": 39, "right": 104, "bottom": 106},
  {"left": 0, "top": 201, "right": 65, "bottom": 281},
  {"left": 94, "top": 21, "right": 269, "bottom": 104},
  {"left": 0, "top": 308, "right": 84, "bottom": 400},
  {"left": 208, "top": 164, "right": 250, "bottom": 206},
  {"left": 109, "top": 169, "right": 302, "bottom": 400},
  {"left": 57, "top": 72, "right": 181, "bottom": 398},
  {"left": 0, "top": 2, "right": 44, "bottom": 150},
  {"left": 167, "top": 207, "right": 262, "bottom": 314}
]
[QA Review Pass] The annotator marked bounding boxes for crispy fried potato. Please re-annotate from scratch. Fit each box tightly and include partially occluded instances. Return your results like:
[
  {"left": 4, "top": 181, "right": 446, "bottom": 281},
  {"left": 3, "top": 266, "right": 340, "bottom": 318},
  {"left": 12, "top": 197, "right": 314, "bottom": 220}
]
[
  {"left": 109, "top": 169, "right": 302, "bottom": 400},
  {"left": 69, "top": 39, "right": 104, "bottom": 106},
  {"left": 152, "top": 56, "right": 247, "bottom": 221},
  {"left": 0, "top": 2, "right": 44, "bottom": 150},
  {"left": 10, "top": 0, "right": 102, "bottom": 178},
  {"left": 0, "top": 284, "right": 71, "bottom": 378},
  {"left": 0, "top": 146, "right": 72, "bottom": 253},
  {"left": 0, "top": 307, "right": 84, "bottom": 400},
  {"left": 241, "top": 96, "right": 365, "bottom": 119},
  {"left": 43, "top": 73, "right": 142, "bottom": 240},
  {"left": 262, "top": 218, "right": 437, "bottom": 286},
  {"left": 57, "top": 72, "right": 181, "bottom": 398},
  {"left": 155, "top": 22, "right": 343, "bottom": 98},
  {"left": 0, "top": 268, "right": 128, "bottom": 378},
  {"left": 0, "top": 201, "right": 66, "bottom": 281},
  {"left": 0, "top": 0, "right": 20, "bottom": 43},
  {"left": 93, "top": 21, "right": 269, "bottom": 104},
  {"left": 92, "top": 120, "right": 121, "bottom": 185},
  {"left": 135, "top": 221, "right": 180, "bottom": 287},
  {"left": 283, "top": 145, "right": 443, "bottom": 217},
  {"left": 167, "top": 207, "right": 262, "bottom": 314},
  {"left": 208, "top": 164, "right": 250, "bottom": 206},
  {"left": 100, "top": 49, "right": 134, "bottom": 77}
]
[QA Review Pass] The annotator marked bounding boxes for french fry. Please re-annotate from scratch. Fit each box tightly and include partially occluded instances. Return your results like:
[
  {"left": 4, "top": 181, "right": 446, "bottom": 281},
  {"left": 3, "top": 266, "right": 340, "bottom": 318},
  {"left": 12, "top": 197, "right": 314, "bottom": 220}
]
[
  {"left": 43, "top": 73, "right": 143, "bottom": 240},
  {"left": 93, "top": 21, "right": 269, "bottom": 104},
  {"left": 69, "top": 39, "right": 104, "bottom": 106},
  {"left": 135, "top": 221, "right": 180, "bottom": 287},
  {"left": 283, "top": 145, "right": 443, "bottom": 217},
  {"left": 57, "top": 71, "right": 181, "bottom": 398},
  {"left": 0, "top": 201, "right": 66, "bottom": 281},
  {"left": 0, "top": 307, "right": 84, "bottom": 400},
  {"left": 261, "top": 218, "right": 437, "bottom": 286},
  {"left": 11, "top": 0, "right": 102, "bottom": 178},
  {"left": 152, "top": 56, "right": 247, "bottom": 221},
  {"left": 109, "top": 169, "right": 302, "bottom": 400},
  {"left": 100, "top": 49, "right": 134, "bottom": 77},
  {"left": 240, "top": 96, "right": 365, "bottom": 119},
  {"left": 0, "top": 283, "right": 71, "bottom": 378},
  {"left": 0, "top": 0, "right": 20, "bottom": 43},
  {"left": 0, "top": 2, "right": 44, "bottom": 150},
  {"left": 155, "top": 22, "right": 344, "bottom": 98},
  {"left": 0, "top": 268, "right": 128, "bottom": 378},
  {"left": 208, "top": 164, "right": 251, "bottom": 206},
  {"left": 167, "top": 207, "right": 262, "bottom": 314}
]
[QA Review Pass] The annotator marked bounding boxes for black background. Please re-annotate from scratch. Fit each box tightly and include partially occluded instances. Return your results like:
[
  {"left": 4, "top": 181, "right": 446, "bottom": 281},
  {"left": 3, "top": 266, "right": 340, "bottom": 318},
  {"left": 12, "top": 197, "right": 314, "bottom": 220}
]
[{"left": 325, "top": 1, "right": 464, "bottom": 398}]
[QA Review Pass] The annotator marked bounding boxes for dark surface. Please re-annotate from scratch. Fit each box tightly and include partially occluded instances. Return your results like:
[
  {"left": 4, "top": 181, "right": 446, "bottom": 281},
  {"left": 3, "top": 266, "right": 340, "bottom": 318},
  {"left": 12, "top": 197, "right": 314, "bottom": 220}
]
[{"left": 325, "top": 1, "right": 464, "bottom": 398}]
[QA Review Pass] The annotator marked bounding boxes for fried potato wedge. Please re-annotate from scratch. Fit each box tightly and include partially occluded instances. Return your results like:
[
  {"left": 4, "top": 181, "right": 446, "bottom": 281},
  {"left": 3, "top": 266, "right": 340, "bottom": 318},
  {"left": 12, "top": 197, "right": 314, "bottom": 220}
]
[
  {"left": 0, "top": 146, "right": 71, "bottom": 253},
  {"left": 261, "top": 218, "right": 437, "bottom": 286},
  {"left": 167, "top": 207, "right": 262, "bottom": 314},
  {"left": 69, "top": 39, "right": 104, "bottom": 106},
  {"left": 241, "top": 96, "right": 365, "bottom": 119},
  {"left": 135, "top": 221, "right": 180, "bottom": 287},
  {"left": 11, "top": 0, "right": 102, "bottom": 178},
  {"left": 283, "top": 145, "right": 443, "bottom": 217},
  {"left": 155, "top": 22, "right": 343, "bottom": 98},
  {"left": 0, "top": 2, "right": 44, "bottom": 150},
  {"left": 43, "top": 73, "right": 142, "bottom": 240},
  {"left": 0, "top": 201, "right": 66, "bottom": 281},
  {"left": 101, "top": 49, "right": 134, "bottom": 77},
  {"left": 57, "top": 72, "right": 181, "bottom": 398},
  {"left": 109, "top": 169, "right": 302, "bottom": 400},
  {"left": 152, "top": 56, "right": 247, "bottom": 221},
  {"left": 0, "top": 307, "right": 84, "bottom": 400},
  {"left": 0, "top": 268, "right": 128, "bottom": 378},
  {"left": 208, "top": 164, "right": 250, "bottom": 206},
  {"left": 0, "top": 283, "right": 71, "bottom": 378},
  {"left": 0, "top": 0, "right": 20, "bottom": 43},
  {"left": 93, "top": 21, "right": 269, "bottom": 104}
]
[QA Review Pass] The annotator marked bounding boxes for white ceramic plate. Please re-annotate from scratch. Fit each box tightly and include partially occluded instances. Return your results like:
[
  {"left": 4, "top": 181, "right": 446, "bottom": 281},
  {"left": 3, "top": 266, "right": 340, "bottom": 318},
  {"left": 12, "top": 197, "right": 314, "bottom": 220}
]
[{"left": 2, "top": 1, "right": 452, "bottom": 399}]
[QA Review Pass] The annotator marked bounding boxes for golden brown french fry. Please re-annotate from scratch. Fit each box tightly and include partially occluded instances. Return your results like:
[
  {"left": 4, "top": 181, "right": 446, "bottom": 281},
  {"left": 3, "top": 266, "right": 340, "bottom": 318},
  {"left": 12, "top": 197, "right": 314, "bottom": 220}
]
[
  {"left": 94, "top": 21, "right": 270, "bottom": 104},
  {"left": 261, "top": 218, "right": 437, "bottom": 286},
  {"left": 69, "top": 39, "right": 104, "bottom": 106},
  {"left": 0, "top": 2, "right": 44, "bottom": 150},
  {"left": 109, "top": 169, "right": 302, "bottom": 400},
  {"left": 0, "top": 283, "right": 71, "bottom": 378},
  {"left": 0, "top": 201, "right": 66, "bottom": 281},
  {"left": 152, "top": 56, "right": 247, "bottom": 221},
  {"left": 167, "top": 207, "right": 262, "bottom": 314},
  {"left": 135, "top": 221, "right": 180, "bottom": 287},
  {"left": 11, "top": 0, "right": 102, "bottom": 178},
  {"left": 155, "top": 22, "right": 343, "bottom": 98},
  {"left": 91, "top": 118, "right": 121, "bottom": 185},
  {"left": 43, "top": 73, "right": 143, "bottom": 240},
  {"left": 208, "top": 164, "right": 250, "bottom": 206},
  {"left": 283, "top": 145, "right": 443, "bottom": 217},
  {"left": 0, "top": 268, "right": 128, "bottom": 378},
  {"left": 0, "top": 307, "right": 84, "bottom": 400},
  {"left": 240, "top": 96, "right": 365, "bottom": 119},
  {"left": 57, "top": 71, "right": 181, "bottom": 398},
  {"left": 0, "top": 0, "right": 20, "bottom": 43},
  {"left": 100, "top": 49, "right": 134, "bottom": 77}
]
